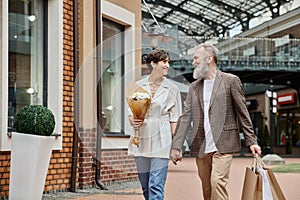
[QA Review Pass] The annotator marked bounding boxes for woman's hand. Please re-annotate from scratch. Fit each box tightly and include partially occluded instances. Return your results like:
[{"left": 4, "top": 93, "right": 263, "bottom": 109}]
[{"left": 128, "top": 116, "right": 143, "bottom": 129}]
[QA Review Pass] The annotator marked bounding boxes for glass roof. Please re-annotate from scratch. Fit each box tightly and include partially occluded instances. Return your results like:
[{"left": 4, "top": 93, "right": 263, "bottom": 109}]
[{"left": 142, "top": 0, "right": 297, "bottom": 51}]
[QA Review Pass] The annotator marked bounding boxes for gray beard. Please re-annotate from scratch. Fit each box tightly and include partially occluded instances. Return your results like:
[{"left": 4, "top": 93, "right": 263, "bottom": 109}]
[
  {"left": 193, "top": 66, "right": 202, "bottom": 79},
  {"left": 193, "top": 64, "right": 209, "bottom": 79}
]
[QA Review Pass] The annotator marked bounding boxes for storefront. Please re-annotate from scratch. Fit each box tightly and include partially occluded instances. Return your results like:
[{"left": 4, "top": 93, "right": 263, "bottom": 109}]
[
  {"left": 276, "top": 92, "right": 300, "bottom": 154},
  {"left": 246, "top": 88, "right": 300, "bottom": 155}
]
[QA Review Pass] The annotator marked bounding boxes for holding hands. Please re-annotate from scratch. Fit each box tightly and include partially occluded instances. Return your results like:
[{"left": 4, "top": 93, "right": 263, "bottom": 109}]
[{"left": 170, "top": 149, "right": 182, "bottom": 165}]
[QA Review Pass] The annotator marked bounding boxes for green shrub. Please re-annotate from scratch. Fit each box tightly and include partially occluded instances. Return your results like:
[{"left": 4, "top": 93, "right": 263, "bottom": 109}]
[{"left": 14, "top": 105, "right": 55, "bottom": 136}]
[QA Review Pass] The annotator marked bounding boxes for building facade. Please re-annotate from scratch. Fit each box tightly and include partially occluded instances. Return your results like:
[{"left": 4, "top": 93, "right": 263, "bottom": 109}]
[{"left": 0, "top": 0, "right": 141, "bottom": 197}]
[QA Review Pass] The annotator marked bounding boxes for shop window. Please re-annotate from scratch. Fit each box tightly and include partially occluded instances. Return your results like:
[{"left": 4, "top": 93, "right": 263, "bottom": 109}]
[
  {"left": 8, "top": 0, "right": 45, "bottom": 130},
  {"left": 294, "top": 116, "right": 300, "bottom": 147},
  {"left": 277, "top": 110, "right": 300, "bottom": 153},
  {"left": 102, "top": 18, "right": 125, "bottom": 134}
]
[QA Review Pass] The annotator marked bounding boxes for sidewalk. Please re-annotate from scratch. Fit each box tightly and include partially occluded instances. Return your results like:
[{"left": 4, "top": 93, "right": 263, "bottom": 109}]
[{"left": 46, "top": 157, "right": 300, "bottom": 200}]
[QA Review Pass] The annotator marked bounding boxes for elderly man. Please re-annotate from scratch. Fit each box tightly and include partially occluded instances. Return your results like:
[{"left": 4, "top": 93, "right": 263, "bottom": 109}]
[{"left": 170, "top": 43, "right": 261, "bottom": 200}]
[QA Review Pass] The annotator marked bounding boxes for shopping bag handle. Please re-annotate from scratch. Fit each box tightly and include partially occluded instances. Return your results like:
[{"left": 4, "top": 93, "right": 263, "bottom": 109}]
[
  {"left": 251, "top": 155, "right": 267, "bottom": 172},
  {"left": 251, "top": 155, "right": 257, "bottom": 172},
  {"left": 256, "top": 155, "right": 267, "bottom": 169}
]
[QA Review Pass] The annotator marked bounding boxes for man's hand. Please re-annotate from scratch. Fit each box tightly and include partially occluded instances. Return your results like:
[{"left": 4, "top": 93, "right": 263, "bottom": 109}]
[
  {"left": 250, "top": 144, "right": 262, "bottom": 156},
  {"left": 170, "top": 149, "right": 182, "bottom": 165}
]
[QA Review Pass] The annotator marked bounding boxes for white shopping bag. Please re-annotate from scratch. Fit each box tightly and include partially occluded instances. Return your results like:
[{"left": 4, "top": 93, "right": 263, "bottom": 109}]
[{"left": 257, "top": 167, "right": 273, "bottom": 200}]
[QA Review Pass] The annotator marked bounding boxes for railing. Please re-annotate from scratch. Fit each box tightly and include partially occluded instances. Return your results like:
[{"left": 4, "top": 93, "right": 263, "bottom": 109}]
[
  {"left": 170, "top": 36, "right": 300, "bottom": 73},
  {"left": 171, "top": 58, "right": 300, "bottom": 71},
  {"left": 218, "top": 56, "right": 300, "bottom": 71}
]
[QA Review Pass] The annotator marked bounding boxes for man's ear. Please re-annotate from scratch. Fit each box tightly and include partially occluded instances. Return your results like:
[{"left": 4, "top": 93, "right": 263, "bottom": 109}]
[{"left": 207, "top": 56, "right": 213, "bottom": 64}]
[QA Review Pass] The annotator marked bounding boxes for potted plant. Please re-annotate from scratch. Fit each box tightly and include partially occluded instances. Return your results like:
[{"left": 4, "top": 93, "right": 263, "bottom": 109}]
[{"left": 9, "top": 105, "right": 57, "bottom": 200}]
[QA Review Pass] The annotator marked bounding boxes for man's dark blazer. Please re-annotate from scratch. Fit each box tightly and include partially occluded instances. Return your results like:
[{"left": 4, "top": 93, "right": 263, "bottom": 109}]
[{"left": 172, "top": 70, "right": 258, "bottom": 158}]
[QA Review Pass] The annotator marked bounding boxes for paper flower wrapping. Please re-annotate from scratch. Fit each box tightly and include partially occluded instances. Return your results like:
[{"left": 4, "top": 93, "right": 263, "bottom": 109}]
[{"left": 126, "top": 83, "right": 152, "bottom": 147}]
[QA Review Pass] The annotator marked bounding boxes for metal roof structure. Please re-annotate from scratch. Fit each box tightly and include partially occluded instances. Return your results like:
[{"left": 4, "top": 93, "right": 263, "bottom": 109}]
[{"left": 142, "top": 0, "right": 295, "bottom": 51}]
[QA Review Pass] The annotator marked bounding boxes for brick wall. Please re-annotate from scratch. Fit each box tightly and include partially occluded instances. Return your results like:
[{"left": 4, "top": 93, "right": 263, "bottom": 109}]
[
  {"left": 78, "top": 129, "right": 97, "bottom": 188},
  {"left": 78, "top": 129, "right": 138, "bottom": 188},
  {"left": 43, "top": 0, "right": 75, "bottom": 192},
  {"left": 101, "top": 149, "right": 138, "bottom": 184},
  {"left": 0, "top": 153, "right": 10, "bottom": 197}
]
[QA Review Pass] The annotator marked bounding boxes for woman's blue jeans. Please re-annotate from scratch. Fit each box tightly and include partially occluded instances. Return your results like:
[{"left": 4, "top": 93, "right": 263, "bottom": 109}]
[{"left": 135, "top": 157, "right": 169, "bottom": 200}]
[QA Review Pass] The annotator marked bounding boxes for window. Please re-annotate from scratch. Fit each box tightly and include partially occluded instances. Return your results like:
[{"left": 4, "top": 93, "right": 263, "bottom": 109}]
[
  {"left": 100, "top": 1, "right": 136, "bottom": 148},
  {"left": 1, "top": 0, "right": 63, "bottom": 150},
  {"left": 277, "top": 110, "right": 300, "bottom": 151},
  {"left": 102, "top": 18, "right": 125, "bottom": 134},
  {"left": 8, "top": 0, "right": 45, "bottom": 130}
]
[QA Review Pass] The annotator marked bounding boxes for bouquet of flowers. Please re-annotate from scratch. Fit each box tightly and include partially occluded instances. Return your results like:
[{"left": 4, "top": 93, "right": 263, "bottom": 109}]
[{"left": 126, "top": 82, "right": 152, "bottom": 147}]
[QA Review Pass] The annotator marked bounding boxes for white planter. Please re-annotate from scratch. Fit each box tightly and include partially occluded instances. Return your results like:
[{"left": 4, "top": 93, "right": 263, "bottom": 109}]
[{"left": 9, "top": 132, "right": 55, "bottom": 200}]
